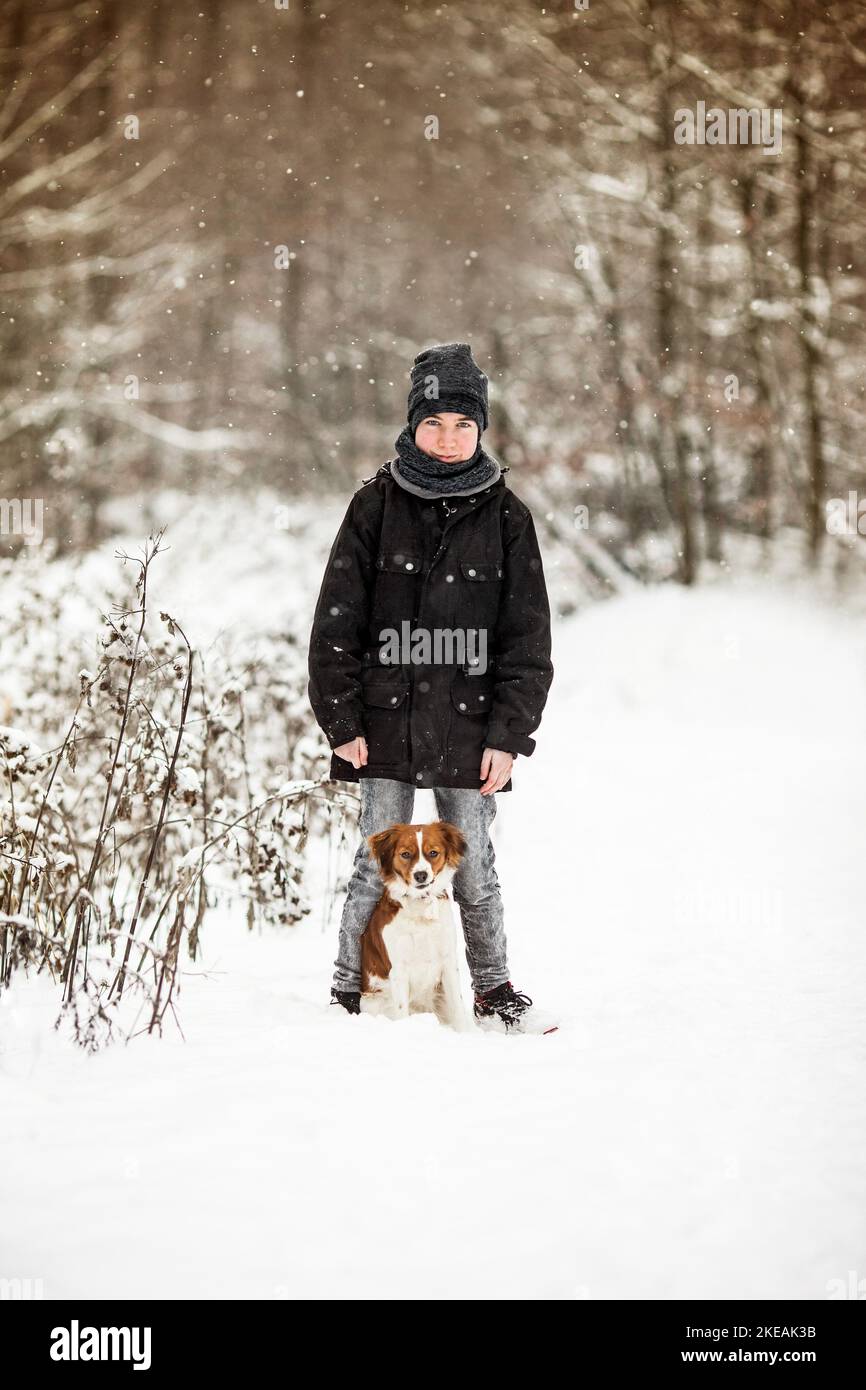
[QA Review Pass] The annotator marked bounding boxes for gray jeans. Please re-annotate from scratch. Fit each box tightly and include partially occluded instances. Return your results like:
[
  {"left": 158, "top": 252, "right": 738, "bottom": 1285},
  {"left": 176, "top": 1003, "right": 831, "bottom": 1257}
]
[{"left": 333, "top": 777, "right": 510, "bottom": 997}]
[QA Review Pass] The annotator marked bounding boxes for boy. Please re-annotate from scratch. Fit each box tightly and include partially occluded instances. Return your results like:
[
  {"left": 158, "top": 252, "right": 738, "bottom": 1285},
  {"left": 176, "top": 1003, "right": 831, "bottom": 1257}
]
[{"left": 307, "top": 342, "right": 554, "bottom": 1031}]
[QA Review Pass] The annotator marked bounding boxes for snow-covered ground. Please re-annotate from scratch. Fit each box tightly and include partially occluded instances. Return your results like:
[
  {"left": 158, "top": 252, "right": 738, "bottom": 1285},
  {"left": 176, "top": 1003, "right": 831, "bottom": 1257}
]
[{"left": 2, "top": 495, "right": 866, "bottom": 1299}]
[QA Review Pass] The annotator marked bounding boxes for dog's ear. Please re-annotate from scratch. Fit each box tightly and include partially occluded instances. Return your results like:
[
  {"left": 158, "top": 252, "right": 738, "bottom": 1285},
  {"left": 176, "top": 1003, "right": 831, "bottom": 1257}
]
[
  {"left": 367, "top": 824, "right": 403, "bottom": 875},
  {"left": 433, "top": 820, "right": 468, "bottom": 867}
]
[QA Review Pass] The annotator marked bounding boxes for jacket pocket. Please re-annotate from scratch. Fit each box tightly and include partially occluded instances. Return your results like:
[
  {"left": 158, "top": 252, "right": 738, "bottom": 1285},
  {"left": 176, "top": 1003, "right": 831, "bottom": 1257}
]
[
  {"left": 449, "top": 669, "right": 495, "bottom": 717},
  {"left": 459, "top": 558, "right": 503, "bottom": 582},
  {"left": 447, "top": 669, "right": 495, "bottom": 767},
  {"left": 458, "top": 558, "right": 503, "bottom": 641},
  {"left": 361, "top": 674, "right": 410, "bottom": 765},
  {"left": 376, "top": 550, "right": 423, "bottom": 575}
]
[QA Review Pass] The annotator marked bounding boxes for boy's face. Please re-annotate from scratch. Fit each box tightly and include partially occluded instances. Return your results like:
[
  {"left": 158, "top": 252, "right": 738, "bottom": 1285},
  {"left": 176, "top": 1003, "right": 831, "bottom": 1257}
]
[{"left": 414, "top": 411, "right": 479, "bottom": 463}]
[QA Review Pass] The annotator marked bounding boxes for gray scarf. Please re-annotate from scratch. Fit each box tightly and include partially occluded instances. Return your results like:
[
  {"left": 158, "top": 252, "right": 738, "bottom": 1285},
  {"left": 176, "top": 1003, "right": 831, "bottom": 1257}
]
[{"left": 390, "top": 424, "right": 501, "bottom": 499}]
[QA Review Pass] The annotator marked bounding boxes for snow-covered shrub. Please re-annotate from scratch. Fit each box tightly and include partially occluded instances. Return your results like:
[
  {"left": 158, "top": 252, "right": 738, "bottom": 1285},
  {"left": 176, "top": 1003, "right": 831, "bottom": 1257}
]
[{"left": 0, "top": 529, "right": 349, "bottom": 1051}]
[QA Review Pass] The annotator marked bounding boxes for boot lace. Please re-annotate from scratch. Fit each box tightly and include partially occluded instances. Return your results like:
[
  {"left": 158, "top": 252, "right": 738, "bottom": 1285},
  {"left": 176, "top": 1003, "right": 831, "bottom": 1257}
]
[{"left": 474, "top": 980, "right": 533, "bottom": 1023}]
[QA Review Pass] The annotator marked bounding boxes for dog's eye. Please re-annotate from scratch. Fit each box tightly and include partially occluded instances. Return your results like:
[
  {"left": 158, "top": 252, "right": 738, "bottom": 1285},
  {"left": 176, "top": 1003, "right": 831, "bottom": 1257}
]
[
  {"left": 400, "top": 851, "right": 412, "bottom": 859},
  {"left": 428, "top": 850, "right": 439, "bottom": 857}
]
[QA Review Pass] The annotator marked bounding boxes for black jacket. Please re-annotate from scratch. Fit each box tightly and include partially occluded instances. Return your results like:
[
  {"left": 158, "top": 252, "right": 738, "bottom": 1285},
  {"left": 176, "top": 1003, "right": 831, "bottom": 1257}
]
[{"left": 307, "top": 462, "right": 553, "bottom": 793}]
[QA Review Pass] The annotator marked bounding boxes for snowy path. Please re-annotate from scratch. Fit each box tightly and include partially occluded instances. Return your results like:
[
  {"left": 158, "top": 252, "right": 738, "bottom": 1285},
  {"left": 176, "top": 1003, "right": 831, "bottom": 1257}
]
[{"left": 3, "top": 579, "right": 866, "bottom": 1299}]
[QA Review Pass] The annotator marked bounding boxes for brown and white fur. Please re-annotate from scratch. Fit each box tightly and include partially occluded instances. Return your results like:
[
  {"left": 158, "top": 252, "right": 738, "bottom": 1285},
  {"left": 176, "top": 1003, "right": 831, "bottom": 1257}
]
[{"left": 360, "top": 821, "right": 475, "bottom": 1032}]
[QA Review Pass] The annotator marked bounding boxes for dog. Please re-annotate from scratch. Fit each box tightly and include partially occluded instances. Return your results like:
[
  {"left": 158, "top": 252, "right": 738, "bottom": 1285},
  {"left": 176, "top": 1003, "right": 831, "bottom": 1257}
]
[{"left": 359, "top": 820, "right": 475, "bottom": 1032}]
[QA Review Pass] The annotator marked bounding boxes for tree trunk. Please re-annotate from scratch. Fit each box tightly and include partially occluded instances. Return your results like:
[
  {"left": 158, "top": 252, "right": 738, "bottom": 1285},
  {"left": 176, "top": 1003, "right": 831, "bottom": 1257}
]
[{"left": 788, "top": 44, "right": 826, "bottom": 564}]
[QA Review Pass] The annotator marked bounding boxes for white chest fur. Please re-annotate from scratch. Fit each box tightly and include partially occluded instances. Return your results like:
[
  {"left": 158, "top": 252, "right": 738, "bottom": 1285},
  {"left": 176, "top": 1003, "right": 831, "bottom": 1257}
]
[
  {"left": 383, "top": 894, "right": 452, "bottom": 973},
  {"left": 362, "top": 887, "right": 473, "bottom": 1031}
]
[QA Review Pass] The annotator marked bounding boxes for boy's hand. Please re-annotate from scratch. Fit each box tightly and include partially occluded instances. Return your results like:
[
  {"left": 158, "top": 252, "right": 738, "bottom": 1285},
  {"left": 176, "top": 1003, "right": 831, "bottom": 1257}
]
[
  {"left": 334, "top": 735, "right": 368, "bottom": 769},
  {"left": 480, "top": 746, "right": 513, "bottom": 795}
]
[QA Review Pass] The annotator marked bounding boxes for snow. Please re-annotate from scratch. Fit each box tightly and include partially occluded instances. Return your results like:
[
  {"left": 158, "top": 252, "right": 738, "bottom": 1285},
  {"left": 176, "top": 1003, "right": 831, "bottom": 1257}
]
[
  {"left": 0, "top": 725, "right": 43, "bottom": 757},
  {"left": 2, "top": 532, "right": 866, "bottom": 1297}
]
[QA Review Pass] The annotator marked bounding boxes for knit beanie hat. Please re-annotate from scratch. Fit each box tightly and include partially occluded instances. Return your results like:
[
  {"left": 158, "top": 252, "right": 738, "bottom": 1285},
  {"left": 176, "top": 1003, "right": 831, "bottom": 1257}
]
[{"left": 407, "top": 342, "right": 489, "bottom": 436}]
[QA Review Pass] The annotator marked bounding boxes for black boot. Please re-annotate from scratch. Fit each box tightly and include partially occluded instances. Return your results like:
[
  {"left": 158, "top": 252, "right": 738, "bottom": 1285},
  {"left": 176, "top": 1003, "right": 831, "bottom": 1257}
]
[
  {"left": 473, "top": 980, "right": 558, "bottom": 1034},
  {"left": 330, "top": 986, "right": 361, "bottom": 1015},
  {"left": 474, "top": 980, "right": 532, "bottom": 1028}
]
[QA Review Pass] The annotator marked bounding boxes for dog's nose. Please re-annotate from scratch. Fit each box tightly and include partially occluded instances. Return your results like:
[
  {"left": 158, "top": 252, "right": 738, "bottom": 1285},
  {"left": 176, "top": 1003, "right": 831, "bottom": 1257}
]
[{"left": 413, "top": 870, "right": 429, "bottom": 883}]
